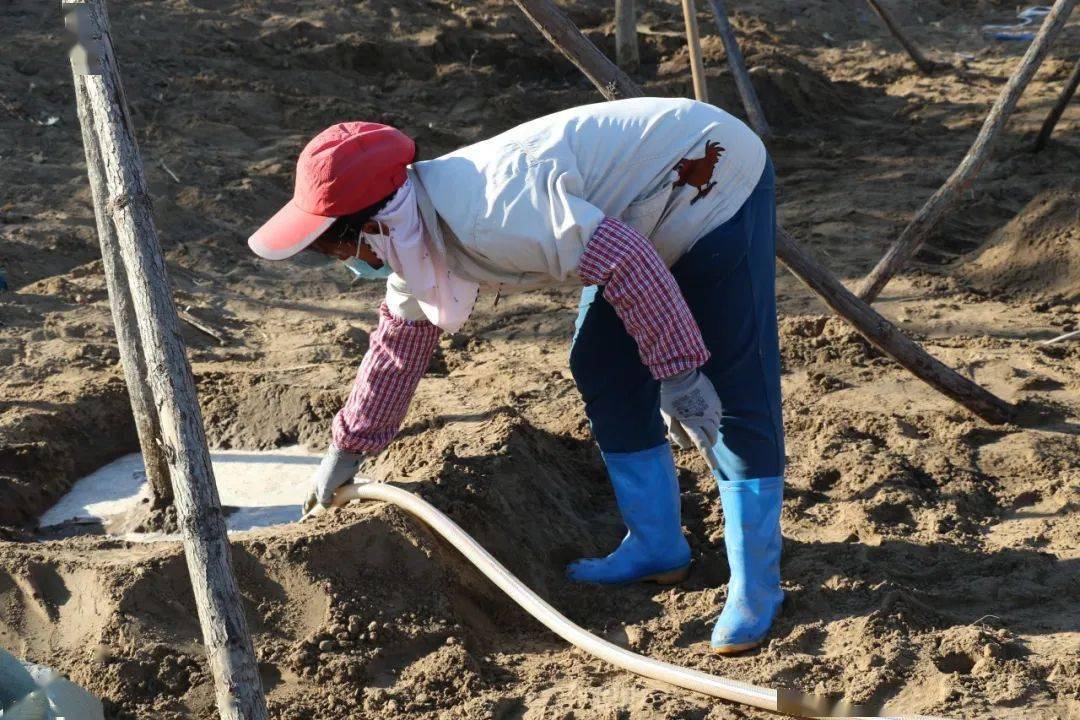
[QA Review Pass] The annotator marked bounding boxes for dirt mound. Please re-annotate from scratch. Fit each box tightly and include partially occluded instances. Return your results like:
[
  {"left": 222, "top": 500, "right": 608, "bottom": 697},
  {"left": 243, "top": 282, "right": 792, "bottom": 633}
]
[
  {"left": 0, "top": 508, "right": 462, "bottom": 719},
  {"left": 960, "top": 183, "right": 1080, "bottom": 302},
  {"left": 780, "top": 315, "right": 881, "bottom": 368},
  {"left": 0, "top": 377, "right": 137, "bottom": 527},
  {"left": 381, "top": 410, "right": 605, "bottom": 595},
  {"left": 0, "top": 411, "right": 610, "bottom": 719},
  {"left": 655, "top": 44, "right": 879, "bottom": 129},
  {"left": 746, "top": 52, "right": 881, "bottom": 127}
]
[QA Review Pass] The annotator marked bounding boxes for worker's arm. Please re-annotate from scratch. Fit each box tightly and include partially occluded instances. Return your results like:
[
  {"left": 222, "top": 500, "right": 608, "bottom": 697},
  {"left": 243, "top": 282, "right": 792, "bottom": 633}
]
[
  {"left": 578, "top": 217, "right": 709, "bottom": 378},
  {"left": 305, "top": 302, "right": 440, "bottom": 514},
  {"left": 577, "top": 217, "right": 722, "bottom": 452},
  {"left": 333, "top": 302, "right": 441, "bottom": 453}
]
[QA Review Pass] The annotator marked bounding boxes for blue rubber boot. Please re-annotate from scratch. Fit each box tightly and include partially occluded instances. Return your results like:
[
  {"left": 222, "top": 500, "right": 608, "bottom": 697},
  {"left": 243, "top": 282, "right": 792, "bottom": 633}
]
[
  {"left": 567, "top": 445, "right": 692, "bottom": 585},
  {"left": 711, "top": 476, "right": 784, "bottom": 653}
]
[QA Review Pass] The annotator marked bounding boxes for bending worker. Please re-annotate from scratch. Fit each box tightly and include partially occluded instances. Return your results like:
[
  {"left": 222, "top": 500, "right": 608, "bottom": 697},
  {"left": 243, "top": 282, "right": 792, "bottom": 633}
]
[{"left": 249, "top": 97, "right": 785, "bottom": 654}]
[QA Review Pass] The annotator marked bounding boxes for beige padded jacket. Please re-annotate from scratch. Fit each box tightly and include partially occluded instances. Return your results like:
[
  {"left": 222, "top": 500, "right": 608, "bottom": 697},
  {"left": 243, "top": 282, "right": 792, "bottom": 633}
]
[{"left": 387, "top": 97, "right": 766, "bottom": 320}]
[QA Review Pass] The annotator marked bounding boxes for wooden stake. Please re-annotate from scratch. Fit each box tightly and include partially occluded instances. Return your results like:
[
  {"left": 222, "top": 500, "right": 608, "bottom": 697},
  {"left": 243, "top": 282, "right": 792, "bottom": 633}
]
[
  {"left": 680, "top": 0, "right": 710, "bottom": 102},
  {"left": 72, "top": 73, "right": 174, "bottom": 511},
  {"left": 510, "top": 0, "right": 1014, "bottom": 424},
  {"left": 776, "top": 230, "right": 1013, "bottom": 423},
  {"left": 615, "top": 0, "right": 640, "bottom": 71},
  {"left": 864, "top": 0, "right": 944, "bottom": 75},
  {"left": 1033, "top": 55, "right": 1080, "bottom": 151},
  {"left": 856, "top": 0, "right": 1077, "bottom": 303},
  {"left": 512, "top": 0, "right": 641, "bottom": 99},
  {"left": 63, "top": 1, "right": 268, "bottom": 718},
  {"left": 704, "top": 0, "right": 770, "bottom": 137}
]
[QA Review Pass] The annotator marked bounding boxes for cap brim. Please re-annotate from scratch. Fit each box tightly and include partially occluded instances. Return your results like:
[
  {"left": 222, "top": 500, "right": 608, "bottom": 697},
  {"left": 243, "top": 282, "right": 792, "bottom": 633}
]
[{"left": 248, "top": 200, "right": 335, "bottom": 261}]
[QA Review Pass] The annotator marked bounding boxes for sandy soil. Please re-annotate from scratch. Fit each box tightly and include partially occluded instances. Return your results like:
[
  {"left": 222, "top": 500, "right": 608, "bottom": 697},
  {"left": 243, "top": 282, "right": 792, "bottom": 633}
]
[{"left": 1, "top": 0, "right": 1078, "bottom": 718}]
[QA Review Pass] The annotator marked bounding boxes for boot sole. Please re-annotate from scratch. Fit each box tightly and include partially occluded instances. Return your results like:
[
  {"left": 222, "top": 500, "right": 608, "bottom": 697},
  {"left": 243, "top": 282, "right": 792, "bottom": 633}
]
[
  {"left": 638, "top": 563, "right": 691, "bottom": 585},
  {"left": 567, "top": 562, "right": 692, "bottom": 586},
  {"left": 711, "top": 638, "right": 764, "bottom": 655}
]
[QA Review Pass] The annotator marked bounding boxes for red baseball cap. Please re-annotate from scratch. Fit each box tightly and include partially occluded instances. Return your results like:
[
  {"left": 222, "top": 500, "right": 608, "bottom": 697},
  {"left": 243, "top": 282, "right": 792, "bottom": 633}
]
[{"left": 248, "top": 122, "right": 415, "bottom": 260}]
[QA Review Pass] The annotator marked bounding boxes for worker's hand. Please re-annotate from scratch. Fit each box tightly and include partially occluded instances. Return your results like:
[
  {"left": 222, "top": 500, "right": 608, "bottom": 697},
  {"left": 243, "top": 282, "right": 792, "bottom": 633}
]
[
  {"left": 659, "top": 369, "right": 722, "bottom": 454},
  {"left": 303, "top": 445, "right": 363, "bottom": 519},
  {"left": 301, "top": 492, "right": 330, "bottom": 521}
]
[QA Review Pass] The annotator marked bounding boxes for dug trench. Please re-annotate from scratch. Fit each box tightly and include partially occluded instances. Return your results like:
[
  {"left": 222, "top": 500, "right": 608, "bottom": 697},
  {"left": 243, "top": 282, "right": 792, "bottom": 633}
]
[{"left": 2, "top": 0, "right": 1080, "bottom": 717}]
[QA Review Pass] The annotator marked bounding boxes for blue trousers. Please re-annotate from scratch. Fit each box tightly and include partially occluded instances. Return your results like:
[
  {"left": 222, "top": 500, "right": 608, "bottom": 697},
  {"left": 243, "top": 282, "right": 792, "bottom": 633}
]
[{"left": 570, "top": 160, "right": 784, "bottom": 481}]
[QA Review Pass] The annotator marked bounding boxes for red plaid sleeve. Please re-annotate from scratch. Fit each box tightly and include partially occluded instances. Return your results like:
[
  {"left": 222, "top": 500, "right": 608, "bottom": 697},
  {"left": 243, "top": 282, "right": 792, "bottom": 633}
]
[
  {"left": 332, "top": 303, "right": 441, "bottom": 453},
  {"left": 578, "top": 217, "right": 709, "bottom": 379}
]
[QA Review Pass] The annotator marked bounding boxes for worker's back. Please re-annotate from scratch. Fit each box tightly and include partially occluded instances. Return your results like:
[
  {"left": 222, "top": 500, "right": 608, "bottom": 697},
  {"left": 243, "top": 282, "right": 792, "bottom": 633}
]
[{"left": 412, "top": 97, "right": 767, "bottom": 288}]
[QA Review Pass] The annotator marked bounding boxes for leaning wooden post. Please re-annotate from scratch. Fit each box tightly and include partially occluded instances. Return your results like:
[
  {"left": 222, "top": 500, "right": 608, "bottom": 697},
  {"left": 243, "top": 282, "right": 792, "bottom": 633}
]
[
  {"left": 705, "top": 0, "right": 770, "bottom": 137},
  {"left": 510, "top": 0, "right": 1015, "bottom": 424},
  {"left": 856, "top": 0, "right": 1077, "bottom": 303},
  {"left": 62, "top": 2, "right": 268, "bottom": 718},
  {"left": 680, "top": 0, "right": 710, "bottom": 102},
  {"left": 512, "top": 0, "right": 641, "bottom": 99},
  {"left": 864, "top": 0, "right": 944, "bottom": 75},
  {"left": 1032, "top": 55, "right": 1080, "bottom": 151},
  {"left": 614, "top": 0, "right": 640, "bottom": 71},
  {"left": 775, "top": 231, "right": 1013, "bottom": 423},
  {"left": 70, "top": 51, "right": 173, "bottom": 516}
]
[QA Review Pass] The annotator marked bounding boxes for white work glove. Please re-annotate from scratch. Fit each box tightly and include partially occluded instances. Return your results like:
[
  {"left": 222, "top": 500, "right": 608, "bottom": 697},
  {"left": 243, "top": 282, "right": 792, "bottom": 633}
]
[
  {"left": 302, "top": 445, "right": 363, "bottom": 518},
  {"left": 659, "top": 369, "right": 722, "bottom": 453}
]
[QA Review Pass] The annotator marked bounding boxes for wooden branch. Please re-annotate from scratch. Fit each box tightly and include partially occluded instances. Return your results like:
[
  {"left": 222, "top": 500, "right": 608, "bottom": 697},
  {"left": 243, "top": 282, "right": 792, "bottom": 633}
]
[
  {"left": 680, "top": 0, "right": 710, "bottom": 102},
  {"left": 1041, "top": 328, "right": 1080, "bottom": 345},
  {"left": 65, "top": 1, "right": 268, "bottom": 718},
  {"left": 72, "top": 72, "right": 174, "bottom": 510},
  {"left": 776, "top": 230, "right": 1013, "bottom": 424},
  {"left": 1033, "top": 55, "right": 1080, "bottom": 151},
  {"left": 159, "top": 159, "right": 182, "bottom": 183},
  {"left": 614, "top": 0, "right": 640, "bottom": 71},
  {"left": 856, "top": 0, "right": 1077, "bottom": 303},
  {"left": 511, "top": 0, "right": 641, "bottom": 99},
  {"left": 864, "top": 0, "right": 944, "bottom": 74},
  {"left": 510, "top": 0, "right": 1015, "bottom": 424},
  {"left": 705, "top": 0, "right": 771, "bottom": 137},
  {"left": 180, "top": 307, "right": 228, "bottom": 345}
]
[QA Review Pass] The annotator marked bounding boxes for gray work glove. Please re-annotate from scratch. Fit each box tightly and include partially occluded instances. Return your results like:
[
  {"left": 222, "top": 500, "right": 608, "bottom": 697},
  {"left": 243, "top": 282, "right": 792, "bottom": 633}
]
[
  {"left": 302, "top": 445, "right": 363, "bottom": 517},
  {"left": 659, "top": 369, "right": 722, "bottom": 453}
]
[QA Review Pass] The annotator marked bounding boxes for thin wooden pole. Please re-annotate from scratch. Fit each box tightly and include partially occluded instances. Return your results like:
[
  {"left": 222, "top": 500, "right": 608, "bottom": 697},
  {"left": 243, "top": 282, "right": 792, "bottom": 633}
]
[
  {"left": 71, "top": 59, "right": 173, "bottom": 515},
  {"left": 615, "top": 0, "right": 640, "bottom": 71},
  {"left": 510, "top": 0, "right": 1014, "bottom": 424},
  {"left": 63, "top": 1, "right": 268, "bottom": 718},
  {"left": 1033, "top": 55, "right": 1080, "bottom": 151},
  {"left": 856, "top": 0, "right": 1077, "bottom": 303},
  {"left": 680, "top": 0, "right": 710, "bottom": 102},
  {"left": 864, "top": 0, "right": 944, "bottom": 74},
  {"left": 704, "top": 0, "right": 770, "bottom": 137}
]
